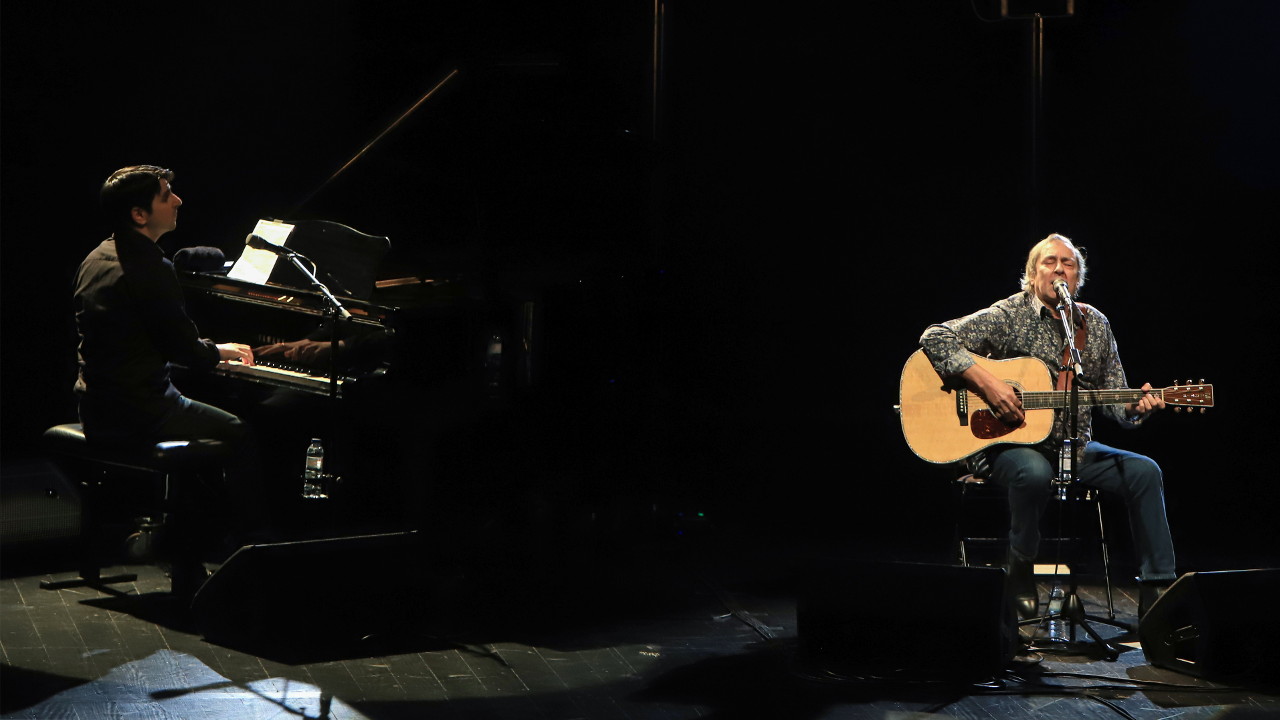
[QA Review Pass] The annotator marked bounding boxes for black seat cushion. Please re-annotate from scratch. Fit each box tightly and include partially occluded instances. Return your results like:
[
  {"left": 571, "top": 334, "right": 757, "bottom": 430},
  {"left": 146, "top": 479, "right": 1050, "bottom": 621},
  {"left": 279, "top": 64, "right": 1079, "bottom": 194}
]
[{"left": 43, "top": 423, "right": 231, "bottom": 473}]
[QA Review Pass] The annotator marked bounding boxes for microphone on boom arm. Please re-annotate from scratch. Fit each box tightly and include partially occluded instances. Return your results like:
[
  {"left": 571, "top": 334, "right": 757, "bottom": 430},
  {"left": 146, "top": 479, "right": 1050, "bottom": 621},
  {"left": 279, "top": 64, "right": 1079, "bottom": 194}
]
[{"left": 245, "top": 234, "right": 298, "bottom": 256}]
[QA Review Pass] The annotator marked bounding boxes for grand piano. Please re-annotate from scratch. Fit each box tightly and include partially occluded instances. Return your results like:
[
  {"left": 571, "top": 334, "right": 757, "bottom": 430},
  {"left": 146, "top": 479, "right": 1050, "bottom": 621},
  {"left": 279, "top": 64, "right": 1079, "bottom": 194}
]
[
  {"left": 179, "top": 217, "right": 504, "bottom": 402},
  {"left": 165, "top": 64, "right": 596, "bottom": 527},
  {"left": 174, "top": 217, "right": 517, "bottom": 529}
]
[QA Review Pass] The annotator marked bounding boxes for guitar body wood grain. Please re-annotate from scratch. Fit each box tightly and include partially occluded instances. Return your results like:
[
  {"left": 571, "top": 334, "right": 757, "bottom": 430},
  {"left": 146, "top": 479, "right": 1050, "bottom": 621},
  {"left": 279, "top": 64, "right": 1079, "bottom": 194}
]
[{"left": 898, "top": 349, "right": 1054, "bottom": 463}]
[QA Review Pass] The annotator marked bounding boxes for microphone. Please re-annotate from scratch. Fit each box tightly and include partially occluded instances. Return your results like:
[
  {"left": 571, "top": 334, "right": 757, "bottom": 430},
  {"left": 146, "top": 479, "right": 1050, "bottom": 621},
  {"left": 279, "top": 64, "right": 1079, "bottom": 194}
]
[
  {"left": 1052, "top": 278, "right": 1074, "bottom": 308},
  {"left": 244, "top": 234, "right": 296, "bottom": 256}
]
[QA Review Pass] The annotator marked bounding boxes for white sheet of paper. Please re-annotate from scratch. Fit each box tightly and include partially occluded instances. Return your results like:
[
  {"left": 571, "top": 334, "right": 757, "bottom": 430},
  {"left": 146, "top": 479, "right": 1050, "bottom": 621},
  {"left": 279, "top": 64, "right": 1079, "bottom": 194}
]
[{"left": 227, "top": 219, "right": 295, "bottom": 284}]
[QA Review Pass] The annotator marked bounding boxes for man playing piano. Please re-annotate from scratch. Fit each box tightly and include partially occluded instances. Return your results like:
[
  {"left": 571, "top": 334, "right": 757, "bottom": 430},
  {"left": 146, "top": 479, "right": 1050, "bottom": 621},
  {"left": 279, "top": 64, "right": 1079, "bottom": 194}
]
[{"left": 73, "top": 165, "right": 270, "bottom": 595}]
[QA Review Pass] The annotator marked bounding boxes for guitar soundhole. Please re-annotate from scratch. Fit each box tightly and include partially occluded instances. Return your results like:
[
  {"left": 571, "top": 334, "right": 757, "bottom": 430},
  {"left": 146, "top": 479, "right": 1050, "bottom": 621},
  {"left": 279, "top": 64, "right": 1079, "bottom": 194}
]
[{"left": 971, "top": 410, "right": 1023, "bottom": 438}]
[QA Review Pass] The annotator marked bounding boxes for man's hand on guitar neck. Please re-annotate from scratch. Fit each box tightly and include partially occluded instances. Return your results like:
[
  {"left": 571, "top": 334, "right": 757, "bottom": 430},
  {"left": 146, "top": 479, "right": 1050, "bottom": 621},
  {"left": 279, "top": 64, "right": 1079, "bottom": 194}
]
[
  {"left": 1126, "top": 382, "right": 1166, "bottom": 421},
  {"left": 961, "top": 363, "right": 1025, "bottom": 425}
]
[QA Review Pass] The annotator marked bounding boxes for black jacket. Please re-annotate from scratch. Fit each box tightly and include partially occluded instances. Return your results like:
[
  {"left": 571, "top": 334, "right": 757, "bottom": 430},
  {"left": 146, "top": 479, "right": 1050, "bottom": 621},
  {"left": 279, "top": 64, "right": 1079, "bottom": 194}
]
[{"left": 73, "top": 230, "right": 220, "bottom": 441}]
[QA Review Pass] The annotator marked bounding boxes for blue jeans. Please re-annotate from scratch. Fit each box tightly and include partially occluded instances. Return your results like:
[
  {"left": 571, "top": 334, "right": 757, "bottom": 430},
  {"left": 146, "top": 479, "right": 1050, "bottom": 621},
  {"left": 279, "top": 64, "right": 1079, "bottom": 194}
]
[
  {"left": 986, "top": 442, "right": 1177, "bottom": 583},
  {"left": 154, "top": 395, "right": 249, "bottom": 445},
  {"left": 82, "top": 393, "right": 248, "bottom": 448}
]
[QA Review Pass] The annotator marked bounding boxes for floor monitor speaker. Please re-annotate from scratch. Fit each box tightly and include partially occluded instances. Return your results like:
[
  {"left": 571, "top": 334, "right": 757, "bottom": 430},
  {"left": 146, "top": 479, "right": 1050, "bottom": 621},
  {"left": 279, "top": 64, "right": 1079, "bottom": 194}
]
[
  {"left": 796, "top": 560, "right": 1015, "bottom": 683},
  {"left": 1140, "top": 568, "right": 1280, "bottom": 683},
  {"left": 191, "top": 531, "right": 427, "bottom": 650}
]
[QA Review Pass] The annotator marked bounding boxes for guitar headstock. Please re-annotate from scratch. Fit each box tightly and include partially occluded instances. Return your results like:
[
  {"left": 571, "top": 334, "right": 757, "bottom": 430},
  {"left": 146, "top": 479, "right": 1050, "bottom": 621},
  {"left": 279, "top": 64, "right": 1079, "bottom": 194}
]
[{"left": 1167, "top": 380, "right": 1214, "bottom": 413}]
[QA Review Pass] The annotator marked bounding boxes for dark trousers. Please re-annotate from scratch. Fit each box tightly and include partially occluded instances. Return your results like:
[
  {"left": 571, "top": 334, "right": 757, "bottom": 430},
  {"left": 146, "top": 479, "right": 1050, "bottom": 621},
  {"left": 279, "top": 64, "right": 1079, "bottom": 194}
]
[
  {"left": 83, "top": 395, "right": 272, "bottom": 562},
  {"left": 987, "top": 441, "right": 1177, "bottom": 583},
  {"left": 157, "top": 396, "right": 272, "bottom": 543}
]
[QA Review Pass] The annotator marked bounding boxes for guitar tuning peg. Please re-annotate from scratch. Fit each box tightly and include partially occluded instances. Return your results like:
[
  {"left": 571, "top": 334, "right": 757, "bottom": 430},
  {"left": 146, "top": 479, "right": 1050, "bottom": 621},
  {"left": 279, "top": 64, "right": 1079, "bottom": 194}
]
[
  {"left": 1174, "top": 407, "right": 1183, "bottom": 413},
  {"left": 1200, "top": 407, "right": 1207, "bottom": 414},
  {"left": 1198, "top": 379, "right": 1205, "bottom": 384}
]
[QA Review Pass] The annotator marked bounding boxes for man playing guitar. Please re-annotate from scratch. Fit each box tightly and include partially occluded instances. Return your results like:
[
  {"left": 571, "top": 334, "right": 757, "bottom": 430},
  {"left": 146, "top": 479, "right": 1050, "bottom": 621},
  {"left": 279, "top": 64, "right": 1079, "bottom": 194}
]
[{"left": 918, "top": 233, "right": 1177, "bottom": 622}]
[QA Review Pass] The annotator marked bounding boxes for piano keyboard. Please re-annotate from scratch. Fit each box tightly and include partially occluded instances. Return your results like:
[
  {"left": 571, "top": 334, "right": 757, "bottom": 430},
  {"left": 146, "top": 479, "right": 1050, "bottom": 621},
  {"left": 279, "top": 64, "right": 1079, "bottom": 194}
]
[{"left": 215, "top": 360, "right": 345, "bottom": 397}]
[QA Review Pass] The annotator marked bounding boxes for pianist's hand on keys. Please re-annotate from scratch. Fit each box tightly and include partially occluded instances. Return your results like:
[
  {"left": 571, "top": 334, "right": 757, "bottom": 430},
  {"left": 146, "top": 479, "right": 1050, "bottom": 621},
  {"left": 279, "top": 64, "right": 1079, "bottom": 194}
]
[{"left": 216, "top": 342, "right": 254, "bottom": 365}]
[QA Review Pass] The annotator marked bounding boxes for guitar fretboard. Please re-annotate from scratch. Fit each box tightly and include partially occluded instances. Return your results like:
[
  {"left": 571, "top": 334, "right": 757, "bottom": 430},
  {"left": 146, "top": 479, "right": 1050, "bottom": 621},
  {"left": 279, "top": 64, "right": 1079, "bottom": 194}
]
[
  {"left": 1020, "top": 388, "right": 1159, "bottom": 410},
  {"left": 965, "top": 384, "right": 1212, "bottom": 411}
]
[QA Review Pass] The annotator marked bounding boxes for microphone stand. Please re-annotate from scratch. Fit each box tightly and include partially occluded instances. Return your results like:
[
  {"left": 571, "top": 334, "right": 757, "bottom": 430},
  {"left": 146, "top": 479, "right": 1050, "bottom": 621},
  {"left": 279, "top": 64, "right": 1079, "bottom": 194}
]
[
  {"left": 278, "top": 249, "right": 350, "bottom": 398},
  {"left": 279, "top": 249, "right": 348, "bottom": 500},
  {"left": 1025, "top": 299, "right": 1128, "bottom": 660}
]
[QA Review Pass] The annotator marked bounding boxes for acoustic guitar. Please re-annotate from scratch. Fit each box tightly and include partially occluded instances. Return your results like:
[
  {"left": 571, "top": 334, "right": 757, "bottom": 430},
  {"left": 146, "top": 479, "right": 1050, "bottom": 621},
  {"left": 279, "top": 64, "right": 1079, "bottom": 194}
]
[{"left": 896, "top": 349, "right": 1214, "bottom": 464}]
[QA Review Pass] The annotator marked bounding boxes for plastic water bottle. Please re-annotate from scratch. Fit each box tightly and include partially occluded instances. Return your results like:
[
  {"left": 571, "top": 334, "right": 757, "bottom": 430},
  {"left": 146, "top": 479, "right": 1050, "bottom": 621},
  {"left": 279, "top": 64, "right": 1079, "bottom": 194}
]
[
  {"left": 1046, "top": 586, "right": 1067, "bottom": 642},
  {"left": 302, "top": 438, "right": 327, "bottom": 499},
  {"left": 1057, "top": 438, "right": 1074, "bottom": 499}
]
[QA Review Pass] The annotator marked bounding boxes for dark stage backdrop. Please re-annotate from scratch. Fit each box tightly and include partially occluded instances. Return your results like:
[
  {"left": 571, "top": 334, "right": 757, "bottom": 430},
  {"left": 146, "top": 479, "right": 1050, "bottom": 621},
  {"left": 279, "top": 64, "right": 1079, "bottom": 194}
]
[{"left": 3, "top": 2, "right": 1276, "bottom": 568}]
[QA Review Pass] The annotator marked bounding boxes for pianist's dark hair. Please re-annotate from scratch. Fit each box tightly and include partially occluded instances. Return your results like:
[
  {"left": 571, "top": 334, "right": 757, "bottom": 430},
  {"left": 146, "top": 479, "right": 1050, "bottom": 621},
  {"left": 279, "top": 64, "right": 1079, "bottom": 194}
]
[{"left": 100, "top": 165, "right": 175, "bottom": 231}]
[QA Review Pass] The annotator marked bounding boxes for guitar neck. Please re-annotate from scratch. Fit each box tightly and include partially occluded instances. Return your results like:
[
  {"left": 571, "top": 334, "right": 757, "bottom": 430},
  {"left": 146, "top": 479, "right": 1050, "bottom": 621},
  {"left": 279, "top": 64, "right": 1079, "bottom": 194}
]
[{"left": 1020, "top": 388, "right": 1159, "bottom": 410}]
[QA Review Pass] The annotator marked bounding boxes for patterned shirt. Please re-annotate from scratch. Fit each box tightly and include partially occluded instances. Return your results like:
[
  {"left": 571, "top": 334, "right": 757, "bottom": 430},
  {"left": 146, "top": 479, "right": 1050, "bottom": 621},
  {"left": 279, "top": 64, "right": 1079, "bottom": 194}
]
[{"left": 919, "top": 290, "right": 1141, "bottom": 458}]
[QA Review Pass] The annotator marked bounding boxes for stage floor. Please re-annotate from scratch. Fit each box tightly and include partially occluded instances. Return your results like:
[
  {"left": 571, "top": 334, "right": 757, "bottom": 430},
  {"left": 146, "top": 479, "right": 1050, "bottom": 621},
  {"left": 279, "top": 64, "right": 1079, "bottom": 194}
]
[{"left": 3, "top": 523, "right": 1277, "bottom": 720}]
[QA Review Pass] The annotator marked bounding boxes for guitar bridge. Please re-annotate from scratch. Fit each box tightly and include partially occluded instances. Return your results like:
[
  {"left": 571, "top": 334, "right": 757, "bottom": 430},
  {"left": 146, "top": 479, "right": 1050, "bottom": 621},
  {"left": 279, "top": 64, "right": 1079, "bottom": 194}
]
[{"left": 956, "top": 389, "right": 969, "bottom": 426}]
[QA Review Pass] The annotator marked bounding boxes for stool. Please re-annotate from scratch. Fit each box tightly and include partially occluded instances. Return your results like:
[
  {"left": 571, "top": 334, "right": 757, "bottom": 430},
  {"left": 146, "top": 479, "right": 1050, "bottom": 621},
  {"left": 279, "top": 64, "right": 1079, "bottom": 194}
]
[
  {"left": 952, "top": 471, "right": 1118, "bottom": 620},
  {"left": 38, "top": 423, "right": 230, "bottom": 592}
]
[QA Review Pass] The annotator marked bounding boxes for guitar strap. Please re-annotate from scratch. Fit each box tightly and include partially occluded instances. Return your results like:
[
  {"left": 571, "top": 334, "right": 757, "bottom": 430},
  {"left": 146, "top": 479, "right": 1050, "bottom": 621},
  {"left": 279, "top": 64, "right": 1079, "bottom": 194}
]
[{"left": 1055, "top": 306, "right": 1088, "bottom": 391}]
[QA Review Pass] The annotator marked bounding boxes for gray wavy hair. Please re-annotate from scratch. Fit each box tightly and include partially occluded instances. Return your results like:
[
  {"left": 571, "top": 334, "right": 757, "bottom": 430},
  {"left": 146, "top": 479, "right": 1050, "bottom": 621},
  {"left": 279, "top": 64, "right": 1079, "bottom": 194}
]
[{"left": 1020, "top": 232, "right": 1088, "bottom": 294}]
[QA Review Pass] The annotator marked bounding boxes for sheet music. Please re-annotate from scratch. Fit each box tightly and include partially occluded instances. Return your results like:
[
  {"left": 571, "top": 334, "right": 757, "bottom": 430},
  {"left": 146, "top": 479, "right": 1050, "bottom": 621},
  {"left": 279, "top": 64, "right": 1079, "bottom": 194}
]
[{"left": 227, "top": 219, "right": 295, "bottom": 284}]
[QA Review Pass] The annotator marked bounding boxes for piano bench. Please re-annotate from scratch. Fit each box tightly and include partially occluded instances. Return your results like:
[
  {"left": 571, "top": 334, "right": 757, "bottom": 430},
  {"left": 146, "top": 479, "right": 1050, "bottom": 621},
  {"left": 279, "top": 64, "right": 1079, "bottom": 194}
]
[{"left": 38, "top": 423, "right": 231, "bottom": 593}]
